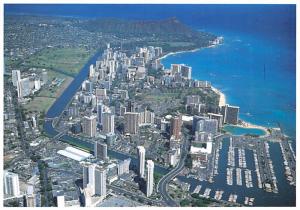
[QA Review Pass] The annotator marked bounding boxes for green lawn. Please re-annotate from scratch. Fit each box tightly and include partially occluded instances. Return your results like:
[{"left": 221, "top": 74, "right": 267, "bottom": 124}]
[
  {"left": 23, "top": 96, "right": 55, "bottom": 113},
  {"left": 24, "top": 47, "right": 95, "bottom": 76}
]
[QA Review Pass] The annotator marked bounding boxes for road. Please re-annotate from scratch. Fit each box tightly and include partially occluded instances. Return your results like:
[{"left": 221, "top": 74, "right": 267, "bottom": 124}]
[
  {"left": 108, "top": 184, "right": 163, "bottom": 206},
  {"left": 157, "top": 135, "right": 190, "bottom": 207},
  {"left": 9, "top": 83, "right": 51, "bottom": 207}
]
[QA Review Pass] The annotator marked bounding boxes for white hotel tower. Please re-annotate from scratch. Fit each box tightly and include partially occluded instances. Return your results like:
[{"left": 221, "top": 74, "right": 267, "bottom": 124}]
[
  {"left": 137, "top": 146, "right": 145, "bottom": 178},
  {"left": 146, "top": 160, "right": 154, "bottom": 197}
]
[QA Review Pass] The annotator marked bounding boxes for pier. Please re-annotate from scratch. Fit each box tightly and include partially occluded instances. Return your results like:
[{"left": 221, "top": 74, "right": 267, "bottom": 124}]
[
  {"left": 226, "top": 168, "right": 233, "bottom": 186},
  {"left": 279, "top": 140, "right": 296, "bottom": 186},
  {"left": 236, "top": 168, "right": 242, "bottom": 186},
  {"left": 227, "top": 137, "right": 235, "bottom": 167},
  {"left": 228, "top": 194, "right": 238, "bottom": 203},
  {"left": 244, "top": 169, "right": 253, "bottom": 188}
]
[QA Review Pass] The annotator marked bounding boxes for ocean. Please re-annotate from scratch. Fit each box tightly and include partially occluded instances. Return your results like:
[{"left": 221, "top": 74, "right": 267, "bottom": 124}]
[
  {"left": 160, "top": 23, "right": 296, "bottom": 144},
  {"left": 5, "top": 4, "right": 296, "bottom": 206}
]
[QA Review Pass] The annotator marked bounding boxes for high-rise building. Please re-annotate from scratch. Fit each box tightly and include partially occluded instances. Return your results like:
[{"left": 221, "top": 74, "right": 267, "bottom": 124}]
[
  {"left": 102, "top": 112, "right": 114, "bottom": 134},
  {"left": 124, "top": 112, "right": 140, "bottom": 134},
  {"left": 221, "top": 104, "right": 239, "bottom": 125},
  {"left": 94, "top": 142, "right": 108, "bottom": 160},
  {"left": 31, "top": 116, "right": 37, "bottom": 128},
  {"left": 89, "top": 64, "right": 95, "bottom": 78},
  {"left": 139, "top": 109, "right": 155, "bottom": 125},
  {"left": 17, "top": 77, "right": 31, "bottom": 98},
  {"left": 146, "top": 160, "right": 154, "bottom": 197},
  {"left": 34, "top": 79, "right": 41, "bottom": 91},
  {"left": 127, "top": 101, "right": 136, "bottom": 112},
  {"left": 117, "top": 158, "right": 131, "bottom": 176},
  {"left": 12, "top": 70, "right": 21, "bottom": 87},
  {"left": 95, "top": 88, "right": 107, "bottom": 99},
  {"left": 88, "top": 164, "right": 96, "bottom": 195},
  {"left": 94, "top": 166, "right": 107, "bottom": 197},
  {"left": 171, "top": 64, "right": 181, "bottom": 75},
  {"left": 97, "top": 103, "right": 104, "bottom": 125},
  {"left": 170, "top": 116, "right": 182, "bottom": 140},
  {"left": 4, "top": 171, "right": 20, "bottom": 196},
  {"left": 208, "top": 113, "right": 224, "bottom": 129},
  {"left": 82, "top": 115, "right": 97, "bottom": 137},
  {"left": 181, "top": 65, "right": 192, "bottom": 79},
  {"left": 154, "top": 47, "right": 163, "bottom": 57},
  {"left": 196, "top": 119, "right": 218, "bottom": 134},
  {"left": 25, "top": 185, "right": 36, "bottom": 207},
  {"left": 137, "top": 146, "right": 145, "bottom": 178},
  {"left": 82, "top": 163, "right": 90, "bottom": 189},
  {"left": 56, "top": 195, "right": 65, "bottom": 207},
  {"left": 41, "top": 70, "right": 48, "bottom": 85},
  {"left": 192, "top": 116, "right": 209, "bottom": 133}
]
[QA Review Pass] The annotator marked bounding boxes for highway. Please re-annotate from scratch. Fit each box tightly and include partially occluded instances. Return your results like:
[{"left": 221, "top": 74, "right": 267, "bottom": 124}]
[
  {"left": 108, "top": 184, "right": 163, "bottom": 206},
  {"left": 157, "top": 135, "right": 190, "bottom": 207}
]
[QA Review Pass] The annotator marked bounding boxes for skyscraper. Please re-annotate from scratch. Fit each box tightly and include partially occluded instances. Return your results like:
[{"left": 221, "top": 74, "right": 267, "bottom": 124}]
[
  {"left": 146, "top": 160, "right": 154, "bottom": 197},
  {"left": 102, "top": 112, "right": 114, "bottom": 134},
  {"left": 25, "top": 185, "right": 36, "bottom": 207},
  {"left": 196, "top": 119, "right": 218, "bottom": 134},
  {"left": 4, "top": 171, "right": 20, "bottom": 196},
  {"left": 82, "top": 115, "right": 97, "bottom": 137},
  {"left": 94, "top": 141, "right": 108, "bottom": 160},
  {"left": 137, "top": 146, "right": 145, "bottom": 178},
  {"left": 88, "top": 164, "right": 96, "bottom": 195},
  {"left": 181, "top": 65, "right": 192, "bottom": 79},
  {"left": 56, "top": 195, "right": 65, "bottom": 207},
  {"left": 89, "top": 64, "right": 95, "bottom": 78},
  {"left": 170, "top": 116, "right": 182, "bottom": 140},
  {"left": 221, "top": 104, "right": 240, "bottom": 125},
  {"left": 12, "top": 70, "right": 21, "bottom": 87},
  {"left": 117, "top": 158, "right": 131, "bottom": 176},
  {"left": 97, "top": 103, "right": 104, "bottom": 125},
  {"left": 82, "top": 163, "right": 90, "bottom": 189},
  {"left": 124, "top": 112, "right": 140, "bottom": 134},
  {"left": 17, "top": 77, "right": 31, "bottom": 98},
  {"left": 208, "top": 113, "right": 224, "bottom": 129},
  {"left": 94, "top": 166, "right": 107, "bottom": 197}
]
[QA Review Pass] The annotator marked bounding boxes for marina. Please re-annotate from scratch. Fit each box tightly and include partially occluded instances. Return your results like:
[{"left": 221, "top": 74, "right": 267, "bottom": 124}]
[
  {"left": 202, "top": 188, "right": 211, "bottom": 199},
  {"left": 279, "top": 140, "right": 296, "bottom": 186},
  {"left": 236, "top": 168, "right": 242, "bottom": 186},
  {"left": 226, "top": 167, "right": 233, "bottom": 186},
  {"left": 238, "top": 148, "right": 247, "bottom": 168},
  {"left": 227, "top": 137, "right": 235, "bottom": 167},
  {"left": 214, "top": 190, "right": 224, "bottom": 200},
  {"left": 228, "top": 194, "right": 238, "bottom": 203},
  {"left": 244, "top": 169, "right": 253, "bottom": 188},
  {"left": 244, "top": 197, "right": 255, "bottom": 206},
  {"left": 253, "top": 151, "right": 262, "bottom": 189},
  {"left": 192, "top": 185, "right": 202, "bottom": 194},
  {"left": 264, "top": 142, "right": 278, "bottom": 193}
]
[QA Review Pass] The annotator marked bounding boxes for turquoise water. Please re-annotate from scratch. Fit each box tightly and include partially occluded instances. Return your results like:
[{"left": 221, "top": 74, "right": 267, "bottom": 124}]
[
  {"left": 161, "top": 29, "right": 296, "bottom": 143},
  {"left": 223, "top": 125, "right": 266, "bottom": 136}
]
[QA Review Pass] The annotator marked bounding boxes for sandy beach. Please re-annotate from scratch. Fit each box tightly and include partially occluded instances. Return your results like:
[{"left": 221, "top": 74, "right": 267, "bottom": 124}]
[
  {"left": 211, "top": 86, "right": 226, "bottom": 107},
  {"left": 159, "top": 37, "right": 272, "bottom": 138},
  {"left": 158, "top": 47, "right": 201, "bottom": 61},
  {"left": 237, "top": 120, "right": 270, "bottom": 137}
]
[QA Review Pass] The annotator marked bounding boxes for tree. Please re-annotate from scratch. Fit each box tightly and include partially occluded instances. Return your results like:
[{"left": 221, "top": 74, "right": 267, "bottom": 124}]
[{"left": 180, "top": 199, "right": 190, "bottom": 207}]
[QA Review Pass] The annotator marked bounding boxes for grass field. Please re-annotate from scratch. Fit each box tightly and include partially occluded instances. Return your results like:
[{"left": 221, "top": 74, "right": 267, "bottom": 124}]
[
  {"left": 22, "top": 46, "right": 94, "bottom": 114},
  {"left": 38, "top": 70, "right": 73, "bottom": 98},
  {"left": 23, "top": 96, "right": 56, "bottom": 113},
  {"left": 24, "top": 47, "right": 95, "bottom": 76}
]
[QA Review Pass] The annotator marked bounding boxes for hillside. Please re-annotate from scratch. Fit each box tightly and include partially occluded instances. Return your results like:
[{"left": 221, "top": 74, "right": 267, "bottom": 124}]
[{"left": 78, "top": 17, "right": 217, "bottom": 52}]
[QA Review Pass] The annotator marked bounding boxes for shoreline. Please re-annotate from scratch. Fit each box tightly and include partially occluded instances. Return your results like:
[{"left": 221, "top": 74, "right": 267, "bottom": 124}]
[
  {"left": 229, "top": 121, "right": 270, "bottom": 137},
  {"left": 158, "top": 47, "right": 202, "bottom": 61},
  {"left": 211, "top": 86, "right": 226, "bottom": 107},
  {"left": 159, "top": 38, "right": 272, "bottom": 138}
]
